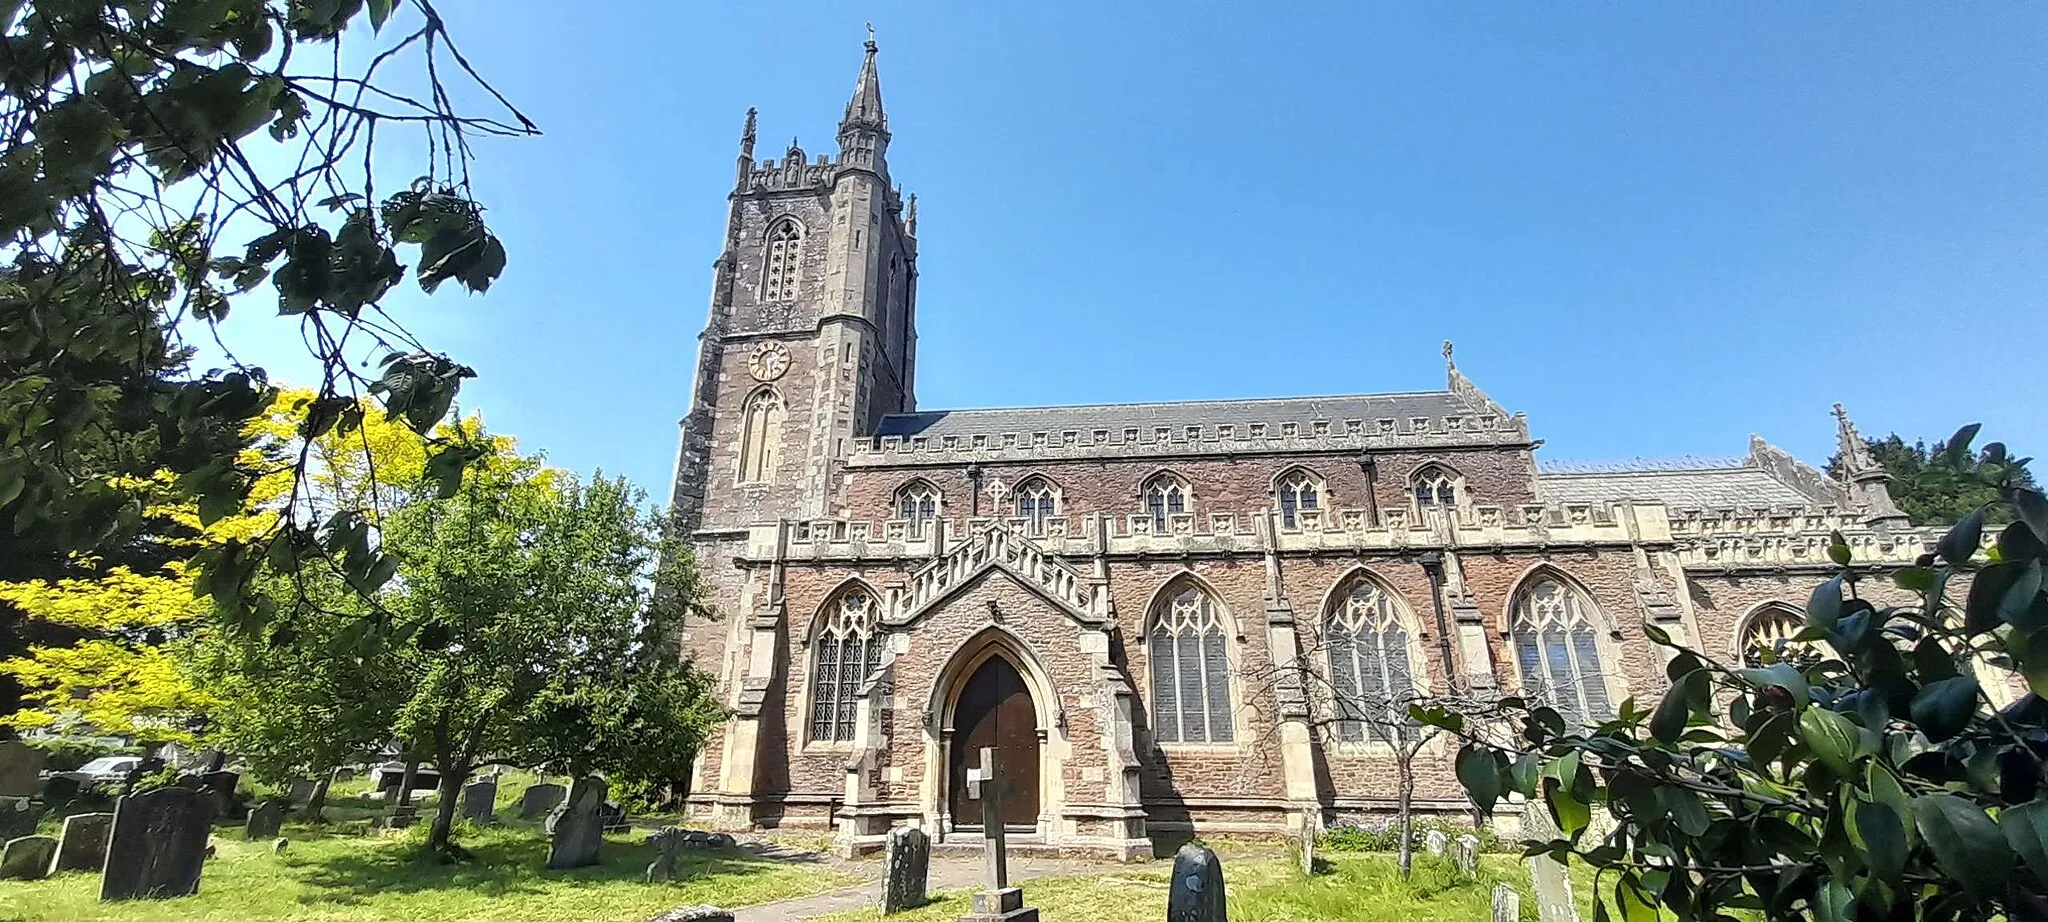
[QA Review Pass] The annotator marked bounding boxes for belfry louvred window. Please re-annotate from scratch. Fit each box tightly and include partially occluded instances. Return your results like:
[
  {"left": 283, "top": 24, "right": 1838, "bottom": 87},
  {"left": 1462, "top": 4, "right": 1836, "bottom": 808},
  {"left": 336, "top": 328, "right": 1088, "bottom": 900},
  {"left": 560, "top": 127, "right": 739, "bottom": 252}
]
[
  {"left": 1510, "top": 577, "right": 1613, "bottom": 725},
  {"left": 762, "top": 220, "right": 803, "bottom": 302},
  {"left": 809, "top": 590, "right": 884, "bottom": 743},
  {"left": 1148, "top": 583, "right": 1234, "bottom": 744},
  {"left": 736, "top": 389, "right": 783, "bottom": 483}
]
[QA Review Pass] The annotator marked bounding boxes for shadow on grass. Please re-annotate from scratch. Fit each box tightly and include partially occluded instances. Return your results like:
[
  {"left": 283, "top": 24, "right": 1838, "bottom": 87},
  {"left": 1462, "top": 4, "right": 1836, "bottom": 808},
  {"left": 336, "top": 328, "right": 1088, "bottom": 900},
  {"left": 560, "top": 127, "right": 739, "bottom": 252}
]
[{"left": 281, "top": 826, "right": 807, "bottom": 908}]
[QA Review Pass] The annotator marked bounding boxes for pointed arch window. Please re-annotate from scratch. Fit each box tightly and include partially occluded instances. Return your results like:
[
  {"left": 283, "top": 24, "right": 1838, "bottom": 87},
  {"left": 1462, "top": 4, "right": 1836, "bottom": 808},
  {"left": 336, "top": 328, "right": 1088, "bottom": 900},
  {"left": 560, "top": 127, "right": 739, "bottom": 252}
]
[
  {"left": 736, "top": 389, "right": 785, "bottom": 483},
  {"left": 1412, "top": 465, "right": 1459, "bottom": 510},
  {"left": 1511, "top": 577, "right": 1613, "bottom": 725},
  {"left": 896, "top": 481, "right": 940, "bottom": 537},
  {"left": 1325, "top": 576, "right": 1416, "bottom": 743},
  {"left": 763, "top": 220, "right": 804, "bottom": 302},
  {"left": 1143, "top": 473, "right": 1190, "bottom": 532},
  {"left": 1013, "top": 477, "right": 1059, "bottom": 536},
  {"left": 1739, "top": 604, "right": 1819, "bottom": 669},
  {"left": 1275, "top": 469, "right": 1322, "bottom": 529},
  {"left": 1149, "top": 583, "right": 1234, "bottom": 744},
  {"left": 809, "top": 589, "right": 884, "bottom": 743}
]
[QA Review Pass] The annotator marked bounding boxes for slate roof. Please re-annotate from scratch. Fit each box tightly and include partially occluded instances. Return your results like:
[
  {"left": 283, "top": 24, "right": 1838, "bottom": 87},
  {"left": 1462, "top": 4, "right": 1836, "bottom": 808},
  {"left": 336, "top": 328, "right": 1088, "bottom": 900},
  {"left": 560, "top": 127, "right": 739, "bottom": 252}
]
[
  {"left": 872, "top": 391, "right": 1478, "bottom": 440},
  {"left": 1539, "top": 467, "right": 1816, "bottom": 510}
]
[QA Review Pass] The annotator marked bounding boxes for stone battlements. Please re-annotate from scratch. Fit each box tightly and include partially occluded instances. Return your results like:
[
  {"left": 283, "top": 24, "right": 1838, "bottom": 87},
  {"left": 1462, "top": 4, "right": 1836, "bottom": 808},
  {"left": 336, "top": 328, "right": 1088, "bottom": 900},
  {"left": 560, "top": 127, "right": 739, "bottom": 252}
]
[{"left": 846, "top": 413, "right": 1532, "bottom": 465}]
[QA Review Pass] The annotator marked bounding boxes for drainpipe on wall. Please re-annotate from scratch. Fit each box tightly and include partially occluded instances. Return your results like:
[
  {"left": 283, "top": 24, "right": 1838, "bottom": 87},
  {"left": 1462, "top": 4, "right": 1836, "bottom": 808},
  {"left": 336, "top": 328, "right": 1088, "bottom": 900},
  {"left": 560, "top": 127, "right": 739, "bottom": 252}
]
[
  {"left": 1358, "top": 450, "right": 1381, "bottom": 527},
  {"left": 1417, "top": 551, "right": 1458, "bottom": 682},
  {"left": 965, "top": 463, "right": 982, "bottom": 518}
]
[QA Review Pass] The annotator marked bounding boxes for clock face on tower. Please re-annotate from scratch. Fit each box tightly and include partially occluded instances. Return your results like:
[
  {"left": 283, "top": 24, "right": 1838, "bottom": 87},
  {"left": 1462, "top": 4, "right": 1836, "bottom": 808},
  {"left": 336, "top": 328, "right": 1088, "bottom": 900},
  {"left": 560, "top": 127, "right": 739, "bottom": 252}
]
[{"left": 748, "top": 342, "right": 790, "bottom": 382}]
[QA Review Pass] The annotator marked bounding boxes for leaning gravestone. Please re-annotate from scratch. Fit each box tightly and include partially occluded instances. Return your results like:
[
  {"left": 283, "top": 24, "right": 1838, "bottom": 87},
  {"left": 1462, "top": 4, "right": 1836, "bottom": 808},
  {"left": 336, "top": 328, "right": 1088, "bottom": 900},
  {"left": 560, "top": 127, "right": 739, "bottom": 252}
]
[
  {"left": 0, "top": 741, "right": 43, "bottom": 797},
  {"left": 459, "top": 779, "right": 497, "bottom": 825},
  {"left": 1424, "top": 829, "right": 1449, "bottom": 856},
  {"left": 518, "top": 782, "right": 566, "bottom": 820},
  {"left": 882, "top": 826, "right": 930, "bottom": 913},
  {"left": 0, "top": 797, "right": 38, "bottom": 839},
  {"left": 287, "top": 779, "right": 318, "bottom": 803},
  {"left": 101, "top": 787, "right": 215, "bottom": 900},
  {"left": 245, "top": 801, "right": 286, "bottom": 840},
  {"left": 0, "top": 835, "right": 56, "bottom": 879},
  {"left": 645, "top": 827, "right": 686, "bottom": 883},
  {"left": 1166, "top": 842, "right": 1227, "bottom": 922},
  {"left": 1523, "top": 799, "right": 1581, "bottom": 922},
  {"left": 199, "top": 770, "right": 239, "bottom": 817},
  {"left": 1453, "top": 834, "right": 1480, "bottom": 877},
  {"left": 545, "top": 776, "right": 607, "bottom": 870},
  {"left": 55, "top": 813, "right": 113, "bottom": 872},
  {"left": 1493, "top": 883, "right": 1522, "bottom": 922}
]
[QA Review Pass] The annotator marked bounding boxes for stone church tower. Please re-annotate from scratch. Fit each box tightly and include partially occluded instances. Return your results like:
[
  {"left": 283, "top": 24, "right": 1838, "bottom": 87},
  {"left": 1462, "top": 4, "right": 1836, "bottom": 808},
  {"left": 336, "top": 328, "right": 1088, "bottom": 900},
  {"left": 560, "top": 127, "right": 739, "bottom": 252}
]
[{"left": 671, "top": 34, "right": 917, "bottom": 536}]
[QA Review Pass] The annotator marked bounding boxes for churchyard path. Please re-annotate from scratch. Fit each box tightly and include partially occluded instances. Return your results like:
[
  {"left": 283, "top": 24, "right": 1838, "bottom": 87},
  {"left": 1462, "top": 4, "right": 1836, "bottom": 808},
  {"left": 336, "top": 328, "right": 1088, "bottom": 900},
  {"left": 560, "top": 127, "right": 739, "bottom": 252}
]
[{"left": 721, "top": 845, "right": 1107, "bottom": 922}]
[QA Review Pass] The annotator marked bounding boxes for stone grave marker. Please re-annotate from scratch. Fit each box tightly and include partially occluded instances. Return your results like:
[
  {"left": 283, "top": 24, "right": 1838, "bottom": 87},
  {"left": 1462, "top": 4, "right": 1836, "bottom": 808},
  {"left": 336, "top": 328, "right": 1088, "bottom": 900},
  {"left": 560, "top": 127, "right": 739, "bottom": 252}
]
[
  {"left": 245, "top": 801, "right": 286, "bottom": 840},
  {"left": 1424, "top": 829, "right": 1449, "bottom": 856},
  {"left": 1523, "top": 799, "right": 1581, "bottom": 922},
  {"left": 1166, "top": 842, "right": 1227, "bottom": 922},
  {"left": 1453, "top": 834, "right": 1480, "bottom": 877},
  {"left": 199, "top": 770, "right": 239, "bottom": 816},
  {"left": 39, "top": 774, "right": 81, "bottom": 805},
  {"left": 518, "top": 782, "right": 566, "bottom": 820},
  {"left": 646, "top": 827, "right": 686, "bottom": 883},
  {"left": 387, "top": 804, "right": 419, "bottom": 829},
  {"left": 0, "top": 835, "right": 56, "bottom": 879},
  {"left": 599, "top": 800, "right": 629, "bottom": 833},
  {"left": 55, "top": 813, "right": 113, "bottom": 872},
  {"left": 0, "top": 741, "right": 44, "bottom": 797},
  {"left": 101, "top": 787, "right": 215, "bottom": 900},
  {"left": 649, "top": 908, "right": 735, "bottom": 922},
  {"left": 0, "top": 797, "right": 38, "bottom": 839},
  {"left": 883, "top": 825, "right": 930, "bottom": 912},
  {"left": 958, "top": 747, "right": 1037, "bottom": 922},
  {"left": 1493, "top": 883, "right": 1522, "bottom": 922},
  {"left": 288, "top": 779, "right": 318, "bottom": 803},
  {"left": 1296, "top": 811, "right": 1317, "bottom": 877},
  {"left": 459, "top": 778, "right": 497, "bottom": 825},
  {"left": 545, "top": 776, "right": 607, "bottom": 870}
]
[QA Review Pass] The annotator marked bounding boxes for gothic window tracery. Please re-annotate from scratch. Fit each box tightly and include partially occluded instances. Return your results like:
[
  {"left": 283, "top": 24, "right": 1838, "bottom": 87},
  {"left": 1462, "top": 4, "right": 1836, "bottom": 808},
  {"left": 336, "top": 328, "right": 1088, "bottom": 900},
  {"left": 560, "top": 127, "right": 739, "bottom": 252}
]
[
  {"left": 1014, "top": 477, "right": 1059, "bottom": 536},
  {"left": 736, "top": 388, "right": 784, "bottom": 483},
  {"left": 1275, "top": 469, "right": 1322, "bottom": 529},
  {"left": 895, "top": 481, "right": 940, "bottom": 536},
  {"left": 1325, "top": 576, "right": 1417, "bottom": 742},
  {"left": 1148, "top": 582, "right": 1234, "bottom": 744},
  {"left": 1412, "top": 465, "right": 1459, "bottom": 511},
  {"left": 762, "top": 220, "right": 804, "bottom": 302},
  {"left": 808, "top": 588, "right": 883, "bottom": 743},
  {"left": 1143, "top": 473, "right": 1190, "bottom": 531},
  {"left": 1739, "top": 604, "right": 1818, "bottom": 668},
  {"left": 1511, "top": 576, "right": 1614, "bottom": 725}
]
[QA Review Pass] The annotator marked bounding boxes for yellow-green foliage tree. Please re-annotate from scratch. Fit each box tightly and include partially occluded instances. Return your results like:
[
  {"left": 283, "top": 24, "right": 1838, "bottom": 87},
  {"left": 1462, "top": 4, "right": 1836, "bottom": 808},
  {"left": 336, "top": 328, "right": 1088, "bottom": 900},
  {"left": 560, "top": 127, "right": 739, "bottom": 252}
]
[{"left": 0, "top": 389, "right": 462, "bottom": 743}]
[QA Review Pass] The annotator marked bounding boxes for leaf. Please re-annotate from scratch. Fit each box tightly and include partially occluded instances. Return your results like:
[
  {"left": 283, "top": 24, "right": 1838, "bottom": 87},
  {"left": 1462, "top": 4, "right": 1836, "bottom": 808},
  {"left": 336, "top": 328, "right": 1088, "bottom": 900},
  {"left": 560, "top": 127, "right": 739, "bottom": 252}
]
[
  {"left": 1808, "top": 575, "right": 1845, "bottom": 630},
  {"left": 2019, "top": 628, "right": 2048, "bottom": 698},
  {"left": 1799, "top": 707, "right": 1863, "bottom": 774},
  {"left": 1913, "top": 793, "right": 2011, "bottom": 895},
  {"left": 1944, "top": 423, "right": 1983, "bottom": 469},
  {"left": 2015, "top": 488, "right": 2048, "bottom": 549},
  {"left": 1455, "top": 744, "right": 1501, "bottom": 814},
  {"left": 1909, "top": 676, "right": 1980, "bottom": 742},
  {"left": 1939, "top": 507, "right": 1986, "bottom": 566},
  {"left": 1894, "top": 566, "right": 1937, "bottom": 592},
  {"left": 1509, "top": 754, "right": 1540, "bottom": 797},
  {"left": 1967, "top": 561, "right": 2029, "bottom": 635},
  {"left": 1828, "top": 530, "right": 1853, "bottom": 566},
  {"left": 1813, "top": 881, "right": 1854, "bottom": 922},
  {"left": 369, "top": 0, "right": 396, "bottom": 32},
  {"left": 1848, "top": 799, "right": 1908, "bottom": 879},
  {"left": 1735, "top": 663, "right": 1811, "bottom": 707},
  {"left": 1651, "top": 671, "right": 1697, "bottom": 743},
  {"left": 2003, "top": 800, "right": 2048, "bottom": 883},
  {"left": 1615, "top": 876, "right": 1657, "bottom": 922},
  {"left": 1866, "top": 764, "right": 1915, "bottom": 845},
  {"left": 1664, "top": 786, "right": 1711, "bottom": 836}
]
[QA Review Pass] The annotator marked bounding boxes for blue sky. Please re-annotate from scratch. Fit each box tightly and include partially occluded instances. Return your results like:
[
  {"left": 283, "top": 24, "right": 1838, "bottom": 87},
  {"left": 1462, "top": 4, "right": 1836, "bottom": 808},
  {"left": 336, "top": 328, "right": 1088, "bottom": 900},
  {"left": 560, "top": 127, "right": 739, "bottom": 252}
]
[{"left": 216, "top": 2, "right": 2048, "bottom": 498}]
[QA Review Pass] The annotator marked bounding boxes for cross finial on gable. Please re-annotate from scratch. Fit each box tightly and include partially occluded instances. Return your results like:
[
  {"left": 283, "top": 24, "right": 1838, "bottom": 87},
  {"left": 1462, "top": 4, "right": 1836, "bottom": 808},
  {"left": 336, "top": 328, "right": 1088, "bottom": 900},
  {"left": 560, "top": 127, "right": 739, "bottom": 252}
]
[{"left": 1442, "top": 340, "right": 1456, "bottom": 372}]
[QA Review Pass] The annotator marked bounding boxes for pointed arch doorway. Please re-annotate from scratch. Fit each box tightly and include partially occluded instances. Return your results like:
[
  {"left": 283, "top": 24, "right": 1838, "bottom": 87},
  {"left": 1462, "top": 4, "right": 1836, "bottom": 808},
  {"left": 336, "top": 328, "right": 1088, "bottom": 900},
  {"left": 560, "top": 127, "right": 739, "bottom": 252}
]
[{"left": 947, "top": 656, "right": 1041, "bottom": 831}]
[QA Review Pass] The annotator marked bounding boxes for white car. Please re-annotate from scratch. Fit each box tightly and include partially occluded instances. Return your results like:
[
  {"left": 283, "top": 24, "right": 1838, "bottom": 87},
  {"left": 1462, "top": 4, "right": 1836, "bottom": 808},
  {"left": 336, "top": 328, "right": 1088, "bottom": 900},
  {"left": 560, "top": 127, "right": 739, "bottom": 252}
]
[{"left": 69, "top": 755, "right": 142, "bottom": 785}]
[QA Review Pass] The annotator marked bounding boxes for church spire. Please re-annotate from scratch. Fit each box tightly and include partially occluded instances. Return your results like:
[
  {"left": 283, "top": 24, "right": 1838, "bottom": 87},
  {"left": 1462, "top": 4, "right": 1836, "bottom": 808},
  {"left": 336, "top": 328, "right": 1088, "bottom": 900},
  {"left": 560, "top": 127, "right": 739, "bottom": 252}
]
[{"left": 837, "top": 26, "right": 890, "bottom": 168}]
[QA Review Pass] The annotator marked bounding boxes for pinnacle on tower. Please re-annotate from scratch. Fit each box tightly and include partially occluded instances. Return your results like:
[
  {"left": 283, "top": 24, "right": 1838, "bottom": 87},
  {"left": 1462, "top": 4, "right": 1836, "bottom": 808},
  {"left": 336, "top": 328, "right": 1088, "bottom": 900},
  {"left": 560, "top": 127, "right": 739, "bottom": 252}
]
[
  {"left": 842, "top": 25, "right": 888, "bottom": 133},
  {"left": 1831, "top": 403, "right": 1910, "bottom": 526}
]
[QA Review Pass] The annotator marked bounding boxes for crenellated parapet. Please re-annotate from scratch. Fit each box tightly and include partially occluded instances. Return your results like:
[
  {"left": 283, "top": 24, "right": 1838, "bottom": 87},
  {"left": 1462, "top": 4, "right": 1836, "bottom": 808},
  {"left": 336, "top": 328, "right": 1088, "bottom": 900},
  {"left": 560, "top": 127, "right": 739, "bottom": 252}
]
[
  {"left": 847, "top": 410, "right": 1531, "bottom": 466},
  {"left": 1671, "top": 505, "right": 1933, "bottom": 570}
]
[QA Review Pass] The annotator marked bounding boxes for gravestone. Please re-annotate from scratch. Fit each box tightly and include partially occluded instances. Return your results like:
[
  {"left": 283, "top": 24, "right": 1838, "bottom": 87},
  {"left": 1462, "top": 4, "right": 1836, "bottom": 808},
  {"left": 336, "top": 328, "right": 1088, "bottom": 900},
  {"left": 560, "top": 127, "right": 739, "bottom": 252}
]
[
  {"left": 1424, "top": 829, "right": 1449, "bottom": 856},
  {"left": 459, "top": 779, "right": 497, "bottom": 825},
  {"left": 646, "top": 827, "right": 686, "bottom": 883},
  {"left": 1296, "top": 812, "right": 1317, "bottom": 877},
  {"left": 40, "top": 774, "right": 82, "bottom": 805},
  {"left": 0, "top": 835, "right": 56, "bottom": 879},
  {"left": 545, "top": 776, "right": 607, "bottom": 870},
  {"left": 1165, "top": 842, "right": 1227, "bottom": 922},
  {"left": 518, "top": 782, "right": 566, "bottom": 820},
  {"left": 958, "top": 747, "right": 1038, "bottom": 922},
  {"left": 599, "top": 800, "right": 629, "bottom": 833},
  {"left": 0, "top": 741, "right": 44, "bottom": 797},
  {"left": 100, "top": 787, "right": 215, "bottom": 900},
  {"left": 1453, "top": 834, "right": 1480, "bottom": 876},
  {"left": 883, "top": 826, "right": 930, "bottom": 912},
  {"left": 245, "top": 801, "right": 286, "bottom": 840},
  {"left": 199, "top": 770, "right": 239, "bottom": 816},
  {"left": 649, "top": 908, "right": 735, "bottom": 922},
  {"left": 0, "top": 797, "right": 37, "bottom": 839},
  {"left": 288, "top": 779, "right": 318, "bottom": 803},
  {"left": 387, "top": 804, "right": 419, "bottom": 829},
  {"left": 1523, "top": 799, "right": 1581, "bottom": 922},
  {"left": 54, "top": 813, "right": 113, "bottom": 872},
  {"left": 1493, "top": 883, "right": 1522, "bottom": 922}
]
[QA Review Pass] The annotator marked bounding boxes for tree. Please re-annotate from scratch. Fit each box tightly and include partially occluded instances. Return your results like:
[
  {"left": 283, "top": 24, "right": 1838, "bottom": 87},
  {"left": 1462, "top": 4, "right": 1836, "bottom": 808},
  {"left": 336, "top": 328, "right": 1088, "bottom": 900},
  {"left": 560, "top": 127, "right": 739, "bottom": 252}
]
[
  {"left": 1829, "top": 434, "right": 2038, "bottom": 527},
  {"left": 0, "top": 0, "right": 535, "bottom": 641},
  {"left": 1433, "top": 425, "right": 2048, "bottom": 922},
  {"left": 377, "top": 460, "right": 719, "bottom": 855}
]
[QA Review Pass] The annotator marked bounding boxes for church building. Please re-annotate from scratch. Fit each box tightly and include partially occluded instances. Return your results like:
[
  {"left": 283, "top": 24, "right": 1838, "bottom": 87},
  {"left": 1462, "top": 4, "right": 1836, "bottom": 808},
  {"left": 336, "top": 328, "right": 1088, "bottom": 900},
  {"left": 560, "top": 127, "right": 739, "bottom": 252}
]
[{"left": 669, "top": 40, "right": 1941, "bottom": 858}]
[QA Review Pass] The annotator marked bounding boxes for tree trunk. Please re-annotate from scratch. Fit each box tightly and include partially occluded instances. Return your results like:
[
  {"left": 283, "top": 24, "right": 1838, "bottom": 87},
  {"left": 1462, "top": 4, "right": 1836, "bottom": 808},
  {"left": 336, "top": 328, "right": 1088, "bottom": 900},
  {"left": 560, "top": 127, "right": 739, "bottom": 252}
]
[
  {"left": 306, "top": 770, "right": 333, "bottom": 822},
  {"left": 1396, "top": 755, "right": 1415, "bottom": 878},
  {"left": 397, "top": 760, "right": 419, "bottom": 807},
  {"left": 426, "top": 765, "right": 468, "bottom": 855}
]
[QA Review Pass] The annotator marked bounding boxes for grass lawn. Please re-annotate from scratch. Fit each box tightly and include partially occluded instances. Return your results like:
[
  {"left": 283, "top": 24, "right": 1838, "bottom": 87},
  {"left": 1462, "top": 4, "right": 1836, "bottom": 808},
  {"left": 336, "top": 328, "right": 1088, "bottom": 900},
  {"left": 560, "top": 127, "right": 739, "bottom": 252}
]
[
  {"left": 0, "top": 822, "right": 854, "bottom": 922},
  {"left": 819, "top": 853, "right": 1544, "bottom": 922}
]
